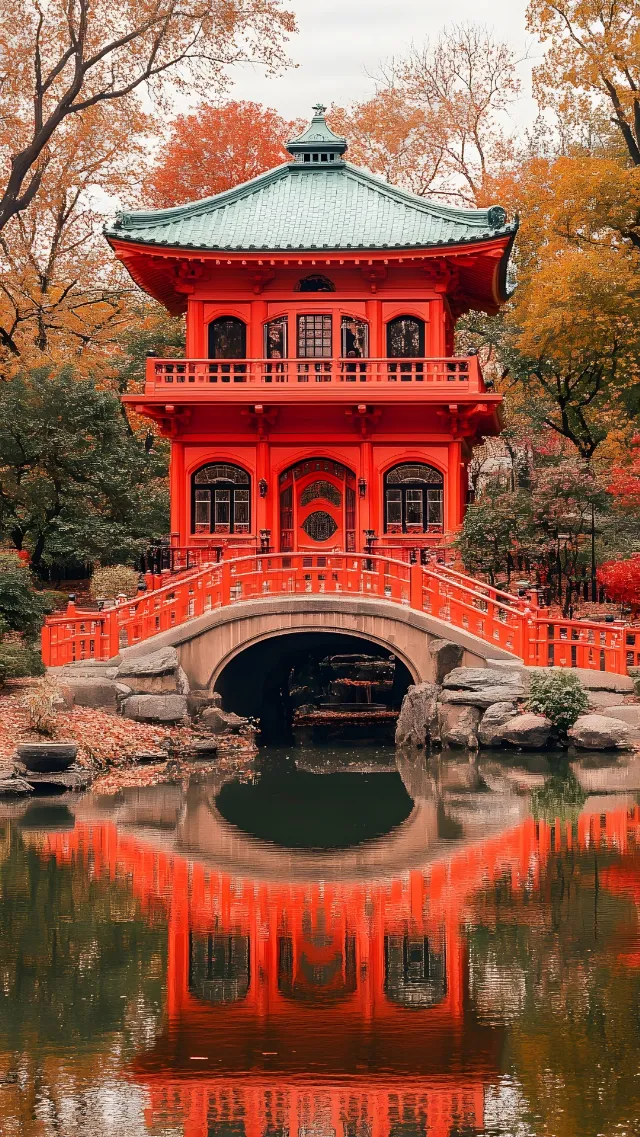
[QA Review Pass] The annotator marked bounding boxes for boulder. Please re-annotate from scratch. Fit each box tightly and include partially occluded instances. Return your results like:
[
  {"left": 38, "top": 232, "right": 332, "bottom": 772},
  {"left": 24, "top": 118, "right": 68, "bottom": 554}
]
[
  {"left": 429, "top": 639, "right": 464, "bottom": 684},
  {"left": 596, "top": 704, "right": 640, "bottom": 726},
  {"left": 188, "top": 739, "right": 220, "bottom": 758},
  {"left": 395, "top": 682, "right": 440, "bottom": 748},
  {"left": 121, "top": 673, "right": 181, "bottom": 694},
  {"left": 443, "top": 667, "right": 524, "bottom": 696},
  {"left": 17, "top": 741, "right": 78, "bottom": 773},
  {"left": 496, "top": 713, "right": 552, "bottom": 749},
  {"left": 121, "top": 694, "right": 188, "bottom": 724},
  {"left": 440, "top": 684, "right": 525, "bottom": 709},
  {"left": 25, "top": 769, "right": 92, "bottom": 791},
  {"left": 587, "top": 689, "right": 626, "bottom": 710},
  {"left": 0, "top": 777, "right": 32, "bottom": 797},
  {"left": 188, "top": 690, "right": 223, "bottom": 718},
  {"left": 568, "top": 714, "right": 631, "bottom": 750},
  {"left": 478, "top": 702, "right": 518, "bottom": 747},
  {"left": 57, "top": 676, "right": 118, "bottom": 711},
  {"left": 438, "top": 704, "right": 481, "bottom": 749},
  {"left": 199, "top": 706, "right": 249, "bottom": 735},
  {"left": 117, "top": 647, "right": 179, "bottom": 679}
]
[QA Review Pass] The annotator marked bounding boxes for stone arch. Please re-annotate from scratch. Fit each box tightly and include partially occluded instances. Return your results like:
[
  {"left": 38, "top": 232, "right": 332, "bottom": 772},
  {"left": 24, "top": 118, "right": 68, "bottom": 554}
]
[{"left": 210, "top": 624, "right": 420, "bottom": 691}]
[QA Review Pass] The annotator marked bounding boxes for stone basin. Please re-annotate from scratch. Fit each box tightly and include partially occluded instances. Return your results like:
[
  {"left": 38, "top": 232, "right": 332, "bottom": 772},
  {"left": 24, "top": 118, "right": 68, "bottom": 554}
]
[{"left": 16, "top": 742, "right": 78, "bottom": 773}]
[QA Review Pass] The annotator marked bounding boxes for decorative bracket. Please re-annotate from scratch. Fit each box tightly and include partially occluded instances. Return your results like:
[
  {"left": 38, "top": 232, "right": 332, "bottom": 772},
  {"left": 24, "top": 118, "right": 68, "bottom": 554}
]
[
  {"left": 241, "top": 403, "right": 278, "bottom": 438},
  {"left": 346, "top": 403, "right": 381, "bottom": 438}
]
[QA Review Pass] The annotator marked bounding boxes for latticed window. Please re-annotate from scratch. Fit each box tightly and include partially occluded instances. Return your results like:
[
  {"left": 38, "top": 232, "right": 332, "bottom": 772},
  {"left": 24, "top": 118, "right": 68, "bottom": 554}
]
[
  {"left": 302, "top": 511, "right": 338, "bottom": 541},
  {"left": 208, "top": 317, "right": 246, "bottom": 359},
  {"left": 300, "top": 480, "right": 342, "bottom": 507},
  {"left": 297, "top": 314, "right": 332, "bottom": 357},
  {"left": 386, "top": 316, "right": 425, "bottom": 357},
  {"left": 384, "top": 463, "right": 444, "bottom": 533},
  {"left": 192, "top": 463, "right": 250, "bottom": 535}
]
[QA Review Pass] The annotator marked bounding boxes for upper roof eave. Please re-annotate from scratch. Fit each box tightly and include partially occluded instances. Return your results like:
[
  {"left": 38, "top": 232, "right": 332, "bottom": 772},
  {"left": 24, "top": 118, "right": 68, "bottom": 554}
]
[{"left": 104, "top": 160, "right": 517, "bottom": 257}]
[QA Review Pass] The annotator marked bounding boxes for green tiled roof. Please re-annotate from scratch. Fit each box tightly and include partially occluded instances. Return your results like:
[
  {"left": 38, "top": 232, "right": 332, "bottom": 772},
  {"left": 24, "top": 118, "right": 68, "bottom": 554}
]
[{"left": 106, "top": 108, "right": 515, "bottom": 255}]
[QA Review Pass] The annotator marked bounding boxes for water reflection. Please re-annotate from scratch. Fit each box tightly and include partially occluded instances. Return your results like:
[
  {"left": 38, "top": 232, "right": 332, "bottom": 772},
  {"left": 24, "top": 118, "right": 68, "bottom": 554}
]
[{"left": 0, "top": 747, "right": 640, "bottom": 1135}]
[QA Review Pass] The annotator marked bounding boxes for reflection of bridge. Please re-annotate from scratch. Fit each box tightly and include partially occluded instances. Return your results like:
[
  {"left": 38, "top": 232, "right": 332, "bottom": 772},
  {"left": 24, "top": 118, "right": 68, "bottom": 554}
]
[
  {"left": 42, "top": 553, "right": 636, "bottom": 679},
  {"left": 33, "top": 784, "right": 640, "bottom": 1137}
]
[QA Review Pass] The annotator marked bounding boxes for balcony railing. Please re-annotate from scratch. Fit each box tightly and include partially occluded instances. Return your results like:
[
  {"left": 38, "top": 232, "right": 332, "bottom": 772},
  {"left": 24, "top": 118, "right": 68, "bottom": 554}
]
[{"left": 143, "top": 355, "right": 485, "bottom": 394}]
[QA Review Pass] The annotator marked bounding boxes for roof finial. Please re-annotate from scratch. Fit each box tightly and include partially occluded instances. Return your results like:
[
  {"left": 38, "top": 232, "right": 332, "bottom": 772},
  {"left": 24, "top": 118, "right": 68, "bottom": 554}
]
[{"left": 286, "top": 105, "right": 348, "bottom": 164}]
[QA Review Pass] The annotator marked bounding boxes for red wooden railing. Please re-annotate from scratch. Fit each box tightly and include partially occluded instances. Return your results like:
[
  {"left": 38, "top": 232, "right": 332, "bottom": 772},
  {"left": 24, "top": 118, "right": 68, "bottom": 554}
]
[
  {"left": 145, "top": 355, "right": 484, "bottom": 394},
  {"left": 41, "top": 552, "right": 635, "bottom": 674}
]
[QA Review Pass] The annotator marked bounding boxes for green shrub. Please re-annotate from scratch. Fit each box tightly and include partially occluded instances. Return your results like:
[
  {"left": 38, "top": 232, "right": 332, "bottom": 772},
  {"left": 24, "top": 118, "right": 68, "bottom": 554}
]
[
  {"left": 90, "top": 564, "right": 140, "bottom": 600},
  {"left": 0, "top": 553, "right": 52, "bottom": 638},
  {"left": 527, "top": 670, "right": 589, "bottom": 733},
  {"left": 0, "top": 642, "right": 45, "bottom": 685}
]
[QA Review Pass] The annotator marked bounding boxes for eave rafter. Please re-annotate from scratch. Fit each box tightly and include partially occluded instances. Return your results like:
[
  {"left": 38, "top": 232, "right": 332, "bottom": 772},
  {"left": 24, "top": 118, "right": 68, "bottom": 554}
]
[{"left": 109, "top": 235, "right": 513, "bottom": 317}]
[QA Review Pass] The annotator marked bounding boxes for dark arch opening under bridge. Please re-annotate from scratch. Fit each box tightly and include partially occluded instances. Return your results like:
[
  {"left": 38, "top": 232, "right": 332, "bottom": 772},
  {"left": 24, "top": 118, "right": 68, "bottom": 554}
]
[{"left": 215, "top": 630, "right": 413, "bottom": 744}]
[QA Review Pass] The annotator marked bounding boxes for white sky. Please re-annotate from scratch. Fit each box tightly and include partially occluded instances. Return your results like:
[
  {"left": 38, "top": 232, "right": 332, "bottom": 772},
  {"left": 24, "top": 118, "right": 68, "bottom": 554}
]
[{"left": 230, "top": 0, "right": 539, "bottom": 127}]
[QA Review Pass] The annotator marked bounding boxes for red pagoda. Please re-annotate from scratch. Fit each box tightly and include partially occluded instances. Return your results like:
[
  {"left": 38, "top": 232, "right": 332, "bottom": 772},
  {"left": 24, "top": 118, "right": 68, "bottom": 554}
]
[{"left": 107, "top": 105, "right": 516, "bottom": 559}]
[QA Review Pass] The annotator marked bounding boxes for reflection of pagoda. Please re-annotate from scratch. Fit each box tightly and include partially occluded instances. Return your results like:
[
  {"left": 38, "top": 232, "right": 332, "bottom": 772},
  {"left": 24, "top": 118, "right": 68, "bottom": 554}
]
[{"left": 36, "top": 791, "right": 640, "bottom": 1137}]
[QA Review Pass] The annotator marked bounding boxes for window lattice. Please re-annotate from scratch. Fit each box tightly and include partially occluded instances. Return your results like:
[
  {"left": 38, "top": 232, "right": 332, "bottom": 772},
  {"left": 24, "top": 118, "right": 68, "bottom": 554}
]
[
  {"left": 300, "top": 480, "right": 342, "bottom": 507},
  {"left": 297, "top": 314, "right": 332, "bottom": 358},
  {"left": 386, "top": 464, "right": 443, "bottom": 486},
  {"left": 194, "top": 464, "right": 250, "bottom": 485},
  {"left": 302, "top": 511, "right": 338, "bottom": 542}
]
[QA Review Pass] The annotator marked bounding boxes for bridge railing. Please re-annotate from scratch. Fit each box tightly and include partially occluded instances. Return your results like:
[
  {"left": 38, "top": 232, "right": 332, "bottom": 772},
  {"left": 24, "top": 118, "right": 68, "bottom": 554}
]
[{"left": 41, "top": 553, "right": 630, "bottom": 674}]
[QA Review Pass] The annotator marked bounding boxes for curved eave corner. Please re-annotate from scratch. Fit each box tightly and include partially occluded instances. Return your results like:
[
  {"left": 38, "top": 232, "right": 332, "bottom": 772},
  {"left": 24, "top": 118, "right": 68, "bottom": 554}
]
[{"left": 493, "top": 219, "right": 519, "bottom": 308}]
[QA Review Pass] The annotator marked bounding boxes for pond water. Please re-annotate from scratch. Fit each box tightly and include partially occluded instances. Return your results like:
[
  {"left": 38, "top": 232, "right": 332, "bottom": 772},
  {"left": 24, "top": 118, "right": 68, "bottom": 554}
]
[{"left": 1, "top": 743, "right": 640, "bottom": 1136}]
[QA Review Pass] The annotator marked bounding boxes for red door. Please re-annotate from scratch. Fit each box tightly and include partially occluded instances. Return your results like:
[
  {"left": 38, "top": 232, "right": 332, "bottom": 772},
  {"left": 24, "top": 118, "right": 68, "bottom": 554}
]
[{"left": 279, "top": 460, "right": 356, "bottom": 552}]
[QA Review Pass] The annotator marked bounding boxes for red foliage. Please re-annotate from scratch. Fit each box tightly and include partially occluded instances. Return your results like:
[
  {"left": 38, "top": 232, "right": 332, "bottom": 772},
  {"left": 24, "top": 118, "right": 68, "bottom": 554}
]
[
  {"left": 597, "top": 555, "right": 640, "bottom": 609},
  {"left": 608, "top": 434, "right": 640, "bottom": 509},
  {"left": 144, "top": 101, "right": 301, "bottom": 206}
]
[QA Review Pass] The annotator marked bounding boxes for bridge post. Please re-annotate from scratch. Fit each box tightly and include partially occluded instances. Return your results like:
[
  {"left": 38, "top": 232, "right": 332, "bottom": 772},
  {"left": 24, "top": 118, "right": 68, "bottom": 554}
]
[
  {"left": 410, "top": 561, "right": 423, "bottom": 610},
  {"left": 221, "top": 560, "right": 232, "bottom": 604}
]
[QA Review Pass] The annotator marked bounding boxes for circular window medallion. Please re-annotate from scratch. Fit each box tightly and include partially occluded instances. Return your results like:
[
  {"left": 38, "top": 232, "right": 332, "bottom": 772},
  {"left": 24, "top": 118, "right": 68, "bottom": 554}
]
[{"left": 302, "top": 511, "right": 338, "bottom": 542}]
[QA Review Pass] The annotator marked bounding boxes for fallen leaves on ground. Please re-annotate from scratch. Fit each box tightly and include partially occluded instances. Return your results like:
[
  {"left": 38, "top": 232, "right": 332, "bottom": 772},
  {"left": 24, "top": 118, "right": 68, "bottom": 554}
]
[{"left": 0, "top": 681, "right": 257, "bottom": 782}]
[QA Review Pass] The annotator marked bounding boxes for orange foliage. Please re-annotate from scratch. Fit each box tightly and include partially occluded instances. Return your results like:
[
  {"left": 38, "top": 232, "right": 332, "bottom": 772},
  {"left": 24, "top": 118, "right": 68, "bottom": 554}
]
[
  {"left": 144, "top": 101, "right": 302, "bottom": 207},
  {"left": 331, "top": 24, "right": 520, "bottom": 205},
  {"left": 0, "top": 0, "right": 295, "bottom": 234},
  {"left": 528, "top": 0, "right": 640, "bottom": 171}
]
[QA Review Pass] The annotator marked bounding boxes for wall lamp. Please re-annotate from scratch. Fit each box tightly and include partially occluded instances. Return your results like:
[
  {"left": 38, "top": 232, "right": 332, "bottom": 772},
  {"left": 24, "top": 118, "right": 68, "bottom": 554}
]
[
  {"left": 259, "top": 478, "right": 268, "bottom": 497},
  {"left": 358, "top": 477, "right": 367, "bottom": 498}
]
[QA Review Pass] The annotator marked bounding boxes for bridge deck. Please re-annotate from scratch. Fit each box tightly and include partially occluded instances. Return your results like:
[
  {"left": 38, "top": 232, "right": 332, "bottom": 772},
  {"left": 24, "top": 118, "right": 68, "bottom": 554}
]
[{"left": 41, "top": 553, "right": 637, "bottom": 675}]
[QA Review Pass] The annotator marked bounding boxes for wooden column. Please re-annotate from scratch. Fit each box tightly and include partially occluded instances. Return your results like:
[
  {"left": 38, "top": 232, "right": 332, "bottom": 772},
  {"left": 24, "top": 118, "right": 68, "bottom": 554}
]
[
  {"left": 250, "top": 299, "right": 267, "bottom": 359},
  {"left": 361, "top": 437, "right": 374, "bottom": 544},
  {"left": 256, "top": 437, "right": 269, "bottom": 537},
  {"left": 170, "top": 439, "right": 186, "bottom": 543},
  {"left": 366, "top": 298, "right": 382, "bottom": 357},
  {"left": 446, "top": 440, "right": 462, "bottom": 531}
]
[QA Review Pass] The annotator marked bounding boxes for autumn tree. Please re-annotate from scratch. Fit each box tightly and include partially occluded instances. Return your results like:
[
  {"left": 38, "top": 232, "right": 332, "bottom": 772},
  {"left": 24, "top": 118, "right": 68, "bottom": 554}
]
[
  {"left": 331, "top": 24, "right": 520, "bottom": 203},
  {"left": 528, "top": 0, "right": 640, "bottom": 176},
  {"left": 144, "top": 100, "right": 301, "bottom": 206},
  {"left": 0, "top": 0, "right": 295, "bottom": 235},
  {"left": 0, "top": 102, "right": 149, "bottom": 373}
]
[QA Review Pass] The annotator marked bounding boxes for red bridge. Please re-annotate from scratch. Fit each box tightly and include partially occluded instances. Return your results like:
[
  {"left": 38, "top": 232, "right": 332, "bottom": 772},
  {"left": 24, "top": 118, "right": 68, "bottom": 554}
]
[{"left": 42, "top": 551, "right": 637, "bottom": 675}]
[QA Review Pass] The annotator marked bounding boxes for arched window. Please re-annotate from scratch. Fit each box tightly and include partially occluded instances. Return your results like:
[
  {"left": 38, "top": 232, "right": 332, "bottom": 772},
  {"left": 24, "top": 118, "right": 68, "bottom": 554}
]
[
  {"left": 208, "top": 316, "right": 246, "bottom": 359},
  {"left": 192, "top": 463, "right": 250, "bottom": 535},
  {"left": 384, "top": 463, "right": 443, "bottom": 534},
  {"left": 386, "top": 315, "right": 425, "bottom": 357},
  {"left": 295, "top": 274, "right": 335, "bottom": 292}
]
